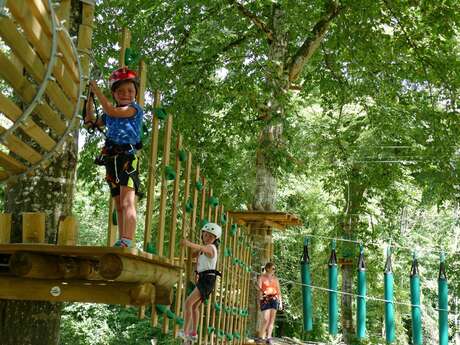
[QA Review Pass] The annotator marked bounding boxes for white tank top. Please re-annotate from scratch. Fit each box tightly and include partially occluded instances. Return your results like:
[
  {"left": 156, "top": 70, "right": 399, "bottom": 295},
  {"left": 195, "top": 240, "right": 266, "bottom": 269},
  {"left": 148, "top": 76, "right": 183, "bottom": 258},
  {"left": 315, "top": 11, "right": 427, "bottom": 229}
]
[{"left": 196, "top": 244, "right": 218, "bottom": 273}]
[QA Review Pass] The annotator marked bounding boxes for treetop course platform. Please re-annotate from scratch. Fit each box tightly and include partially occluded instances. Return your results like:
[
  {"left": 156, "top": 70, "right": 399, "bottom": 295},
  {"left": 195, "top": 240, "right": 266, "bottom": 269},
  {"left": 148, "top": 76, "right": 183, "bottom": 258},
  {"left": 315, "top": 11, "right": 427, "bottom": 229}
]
[{"left": 0, "top": 1, "right": 302, "bottom": 343}]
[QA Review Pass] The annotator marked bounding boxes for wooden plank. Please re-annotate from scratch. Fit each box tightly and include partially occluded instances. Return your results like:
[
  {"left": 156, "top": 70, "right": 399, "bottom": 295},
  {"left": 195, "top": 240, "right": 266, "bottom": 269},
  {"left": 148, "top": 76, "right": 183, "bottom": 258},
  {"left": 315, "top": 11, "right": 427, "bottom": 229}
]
[
  {"left": 8, "top": 0, "right": 79, "bottom": 103},
  {"left": 28, "top": 0, "right": 79, "bottom": 82},
  {"left": 0, "top": 151, "right": 27, "bottom": 174},
  {"left": 0, "top": 16, "right": 74, "bottom": 120},
  {"left": 157, "top": 115, "right": 173, "bottom": 257},
  {"left": 0, "top": 51, "right": 66, "bottom": 135},
  {"left": 0, "top": 127, "right": 43, "bottom": 165},
  {"left": 0, "top": 276, "right": 159, "bottom": 305},
  {"left": 143, "top": 91, "right": 161, "bottom": 250},
  {"left": 55, "top": 0, "right": 71, "bottom": 29},
  {"left": 0, "top": 244, "right": 180, "bottom": 268},
  {"left": 0, "top": 94, "right": 56, "bottom": 151}
]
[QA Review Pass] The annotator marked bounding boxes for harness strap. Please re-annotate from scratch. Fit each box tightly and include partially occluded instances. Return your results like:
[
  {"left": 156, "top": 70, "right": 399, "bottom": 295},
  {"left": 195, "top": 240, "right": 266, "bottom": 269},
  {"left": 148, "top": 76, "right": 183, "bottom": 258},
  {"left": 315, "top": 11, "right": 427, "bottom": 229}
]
[{"left": 196, "top": 269, "right": 222, "bottom": 277}]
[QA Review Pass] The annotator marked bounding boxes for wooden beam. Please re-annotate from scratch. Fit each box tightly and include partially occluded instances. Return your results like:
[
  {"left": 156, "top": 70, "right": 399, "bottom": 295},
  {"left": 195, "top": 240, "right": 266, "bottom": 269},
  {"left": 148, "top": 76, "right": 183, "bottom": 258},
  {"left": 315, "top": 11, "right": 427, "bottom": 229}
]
[
  {"left": 0, "top": 276, "right": 162, "bottom": 305},
  {"left": 57, "top": 216, "right": 78, "bottom": 246}
]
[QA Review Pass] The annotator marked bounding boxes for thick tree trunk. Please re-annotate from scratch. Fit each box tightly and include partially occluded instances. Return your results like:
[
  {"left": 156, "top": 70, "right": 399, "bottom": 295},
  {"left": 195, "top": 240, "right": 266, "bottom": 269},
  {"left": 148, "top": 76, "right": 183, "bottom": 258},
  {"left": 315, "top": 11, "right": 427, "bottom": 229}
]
[
  {"left": 0, "top": 1, "right": 81, "bottom": 343},
  {"left": 249, "top": 4, "right": 289, "bottom": 337},
  {"left": 340, "top": 175, "right": 365, "bottom": 345}
]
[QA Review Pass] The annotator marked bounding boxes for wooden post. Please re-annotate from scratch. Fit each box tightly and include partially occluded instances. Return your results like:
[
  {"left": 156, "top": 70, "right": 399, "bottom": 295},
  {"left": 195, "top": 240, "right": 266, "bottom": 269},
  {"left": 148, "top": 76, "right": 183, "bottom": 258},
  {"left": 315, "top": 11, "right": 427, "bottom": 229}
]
[
  {"left": 157, "top": 114, "right": 173, "bottom": 257},
  {"left": 173, "top": 150, "right": 192, "bottom": 335},
  {"left": 216, "top": 214, "right": 230, "bottom": 345},
  {"left": 197, "top": 178, "right": 207, "bottom": 345},
  {"left": 168, "top": 135, "right": 182, "bottom": 263},
  {"left": 22, "top": 212, "right": 45, "bottom": 243},
  {"left": 203, "top": 188, "right": 214, "bottom": 345},
  {"left": 143, "top": 90, "right": 161, "bottom": 250},
  {"left": 57, "top": 215, "right": 78, "bottom": 245},
  {"left": 119, "top": 28, "right": 131, "bottom": 69},
  {"left": 0, "top": 213, "right": 11, "bottom": 243}
]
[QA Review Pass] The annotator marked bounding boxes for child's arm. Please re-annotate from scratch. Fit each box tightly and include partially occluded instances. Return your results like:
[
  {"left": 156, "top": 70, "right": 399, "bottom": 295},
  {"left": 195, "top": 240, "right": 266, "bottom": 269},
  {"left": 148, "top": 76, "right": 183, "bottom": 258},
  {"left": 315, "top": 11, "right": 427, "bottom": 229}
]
[
  {"left": 180, "top": 239, "right": 215, "bottom": 258},
  {"left": 89, "top": 80, "right": 136, "bottom": 118},
  {"left": 83, "top": 93, "right": 104, "bottom": 128}
]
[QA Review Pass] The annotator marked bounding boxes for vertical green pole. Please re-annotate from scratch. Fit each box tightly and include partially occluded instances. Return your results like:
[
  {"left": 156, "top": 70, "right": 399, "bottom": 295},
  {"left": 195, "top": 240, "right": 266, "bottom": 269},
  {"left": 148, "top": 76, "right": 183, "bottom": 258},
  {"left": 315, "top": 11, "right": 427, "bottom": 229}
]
[
  {"left": 301, "top": 237, "right": 313, "bottom": 331},
  {"left": 356, "top": 245, "right": 366, "bottom": 340},
  {"left": 438, "top": 253, "right": 448, "bottom": 345},
  {"left": 410, "top": 253, "right": 422, "bottom": 345},
  {"left": 384, "top": 246, "right": 395, "bottom": 343},
  {"left": 328, "top": 240, "right": 338, "bottom": 336}
]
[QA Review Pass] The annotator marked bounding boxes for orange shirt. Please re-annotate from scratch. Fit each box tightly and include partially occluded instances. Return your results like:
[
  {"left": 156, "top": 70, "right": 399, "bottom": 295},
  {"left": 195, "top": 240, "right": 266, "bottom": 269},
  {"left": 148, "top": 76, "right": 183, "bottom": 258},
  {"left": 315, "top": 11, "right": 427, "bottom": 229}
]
[{"left": 260, "top": 275, "right": 279, "bottom": 297}]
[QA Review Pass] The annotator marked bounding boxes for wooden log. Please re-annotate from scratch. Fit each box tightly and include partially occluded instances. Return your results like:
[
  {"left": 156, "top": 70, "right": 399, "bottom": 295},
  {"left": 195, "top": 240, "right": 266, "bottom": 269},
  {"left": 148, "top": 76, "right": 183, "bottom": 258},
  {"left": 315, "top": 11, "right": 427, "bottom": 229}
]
[
  {"left": 8, "top": 252, "right": 99, "bottom": 280},
  {"left": 0, "top": 213, "right": 12, "bottom": 244},
  {"left": 57, "top": 216, "right": 78, "bottom": 246},
  {"left": 99, "top": 253, "right": 180, "bottom": 288},
  {"left": 0, "top": 51, "right": 66, "bottom": 135},
  {"left": 168, "top": 135, "right": 182, "bottom": 262},
  {"left": 0, "top": 276, "right": 164, "bottom": 305},
  {"left": 22, "top": 212, "right": 45, "bottom": 243},
  {"left": 157, "top": 114, "right": 173, "bottom": 257}
]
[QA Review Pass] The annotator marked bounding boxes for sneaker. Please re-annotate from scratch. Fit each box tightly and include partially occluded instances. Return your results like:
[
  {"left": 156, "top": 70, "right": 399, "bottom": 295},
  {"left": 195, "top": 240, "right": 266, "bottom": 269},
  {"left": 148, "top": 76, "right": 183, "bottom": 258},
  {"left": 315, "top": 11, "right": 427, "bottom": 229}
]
[
  {"left": 266, "top": 338, "right": 274, "bottom": 345},
  {"left": 178, "top": 330, "right": 187, "bottom": 340},
  {"left": 113, "top": 238, "right": 132, "bottom": 248},
  {"left": 187, "top": 333, "right": 198, "bottom": 343}
]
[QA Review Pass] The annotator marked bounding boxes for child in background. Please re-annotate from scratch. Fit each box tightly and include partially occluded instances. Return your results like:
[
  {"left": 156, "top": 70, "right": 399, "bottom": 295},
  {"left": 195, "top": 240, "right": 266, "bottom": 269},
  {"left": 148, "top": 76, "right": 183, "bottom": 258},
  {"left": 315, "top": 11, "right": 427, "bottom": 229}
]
[
  {"left": 84, "top": 67, "right": 143, "bottom": 248},
  {"left": 257, "top": 262, "right": 282, "bottom": 345},
  {"left": 179, "top": 223, "right": 222, "bottom": 343}
]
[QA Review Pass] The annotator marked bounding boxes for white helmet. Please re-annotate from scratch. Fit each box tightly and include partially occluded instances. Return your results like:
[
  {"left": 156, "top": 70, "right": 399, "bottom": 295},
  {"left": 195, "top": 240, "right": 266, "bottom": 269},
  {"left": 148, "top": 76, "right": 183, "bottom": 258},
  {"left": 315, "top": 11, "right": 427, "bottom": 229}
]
[{"left": 201, "top": 222, "right": 222, "bottom": 239}]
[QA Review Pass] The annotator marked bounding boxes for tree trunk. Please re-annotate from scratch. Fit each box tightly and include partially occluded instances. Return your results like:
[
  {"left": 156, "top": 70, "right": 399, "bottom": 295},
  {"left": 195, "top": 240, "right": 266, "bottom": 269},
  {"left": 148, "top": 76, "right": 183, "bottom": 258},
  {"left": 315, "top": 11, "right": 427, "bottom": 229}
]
[
  {"left": 340, "top": 174, "right": 365, "bottom": 345},
  {"left": 249, "top": 3, "right": 289, "bottom": 337},
  {"left": 0, "top": 1, "right": 81, "bottom": 343}
]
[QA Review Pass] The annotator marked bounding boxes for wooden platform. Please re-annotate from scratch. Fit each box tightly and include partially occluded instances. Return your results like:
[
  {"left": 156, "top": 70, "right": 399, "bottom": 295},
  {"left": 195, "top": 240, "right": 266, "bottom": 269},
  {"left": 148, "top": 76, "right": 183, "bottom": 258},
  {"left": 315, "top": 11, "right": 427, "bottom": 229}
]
[
  {"left": 0, "top": 244, "right": 181, "bottom": 305},
  {"left": 229, "top": 211, "right": 301, "bottom": 230}
]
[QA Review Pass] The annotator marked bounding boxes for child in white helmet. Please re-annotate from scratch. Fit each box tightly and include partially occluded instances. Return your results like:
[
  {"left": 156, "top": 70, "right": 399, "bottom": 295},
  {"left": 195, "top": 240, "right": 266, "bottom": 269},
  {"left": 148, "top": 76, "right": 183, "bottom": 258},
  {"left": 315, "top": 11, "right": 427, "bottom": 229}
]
[{"left": 179, "top": 222, "right": 222, "bottom": 343}]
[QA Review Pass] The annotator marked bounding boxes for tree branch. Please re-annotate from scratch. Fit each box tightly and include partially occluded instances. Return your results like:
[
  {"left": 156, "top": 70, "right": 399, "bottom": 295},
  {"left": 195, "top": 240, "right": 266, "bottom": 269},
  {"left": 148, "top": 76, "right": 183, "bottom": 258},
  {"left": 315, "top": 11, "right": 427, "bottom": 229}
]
[
  {"left": 286, "top": 1, "right": 341, "bottom": 83},
  {"left": 229, "top": 0, "right": 273, "bottom": 42}
]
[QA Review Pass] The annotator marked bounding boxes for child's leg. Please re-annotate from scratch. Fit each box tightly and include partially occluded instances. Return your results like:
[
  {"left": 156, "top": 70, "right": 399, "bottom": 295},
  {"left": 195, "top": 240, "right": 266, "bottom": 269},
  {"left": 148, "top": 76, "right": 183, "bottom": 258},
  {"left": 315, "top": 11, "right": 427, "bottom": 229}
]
[
  {"left": 113, "top": 195, "right": 123, "bottom": 239},
  {"left": 266, "top": 309, "right": 277, "bottom": 338},
  {"left": 120, "top": 186, "right": 136, "bottom": 240},
  {"left": 184, "top": 288, "right": 201, "bottom": 334},
  {"left": 190, "top": 297, "right": 202, "bottom": 334}
]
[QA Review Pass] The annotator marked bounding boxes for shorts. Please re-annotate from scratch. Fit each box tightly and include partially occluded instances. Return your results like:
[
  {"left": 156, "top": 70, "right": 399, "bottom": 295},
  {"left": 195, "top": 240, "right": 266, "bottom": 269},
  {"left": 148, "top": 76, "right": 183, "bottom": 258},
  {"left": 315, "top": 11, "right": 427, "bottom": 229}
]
[
  {"left": 104, "top": 153, "right": 142, "bottom": 197},
  {"left": 196, "top": 272, "right": 217, "bottom": 301},
  {"left": 260, "top": 296, "right": 279, "bottom": 311}
]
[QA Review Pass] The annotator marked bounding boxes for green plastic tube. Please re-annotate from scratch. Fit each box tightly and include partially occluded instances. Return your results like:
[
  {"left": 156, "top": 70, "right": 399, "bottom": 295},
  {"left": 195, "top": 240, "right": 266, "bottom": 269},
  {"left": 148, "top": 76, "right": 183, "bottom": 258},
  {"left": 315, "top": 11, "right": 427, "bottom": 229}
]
[
  {"left": 384, "top": 247, "right": 395, "bottom": 343},
  {"left": 356, "top": 245, "right": 366, "bottom": 340},
  {"left": 300, "top": 237, "right": 313, "bottom": 331},
  {"left": 328, "top": 240, "right": 338, "bottom": 335},
  {"left": 438, "top": 253, "right": 448, "bottom": 345},
  {"left": 410, "top": 254, "right": 422, "bottom": 345}
]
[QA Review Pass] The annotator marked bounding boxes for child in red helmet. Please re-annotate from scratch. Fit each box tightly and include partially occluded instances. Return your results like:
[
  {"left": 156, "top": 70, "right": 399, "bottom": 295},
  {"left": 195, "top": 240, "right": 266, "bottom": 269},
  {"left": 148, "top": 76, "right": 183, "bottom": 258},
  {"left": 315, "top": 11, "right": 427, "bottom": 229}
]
[{"left": 84, "top": 67, "right": 143, "bottom": 248}]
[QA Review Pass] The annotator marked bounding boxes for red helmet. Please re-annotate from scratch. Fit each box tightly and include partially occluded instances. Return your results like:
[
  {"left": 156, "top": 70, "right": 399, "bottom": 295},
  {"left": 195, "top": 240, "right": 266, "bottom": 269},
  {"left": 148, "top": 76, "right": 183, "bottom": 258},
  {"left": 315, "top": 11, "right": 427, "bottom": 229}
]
[{"left": 109, "top": 67, "right": 138, "bottom": 91}]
